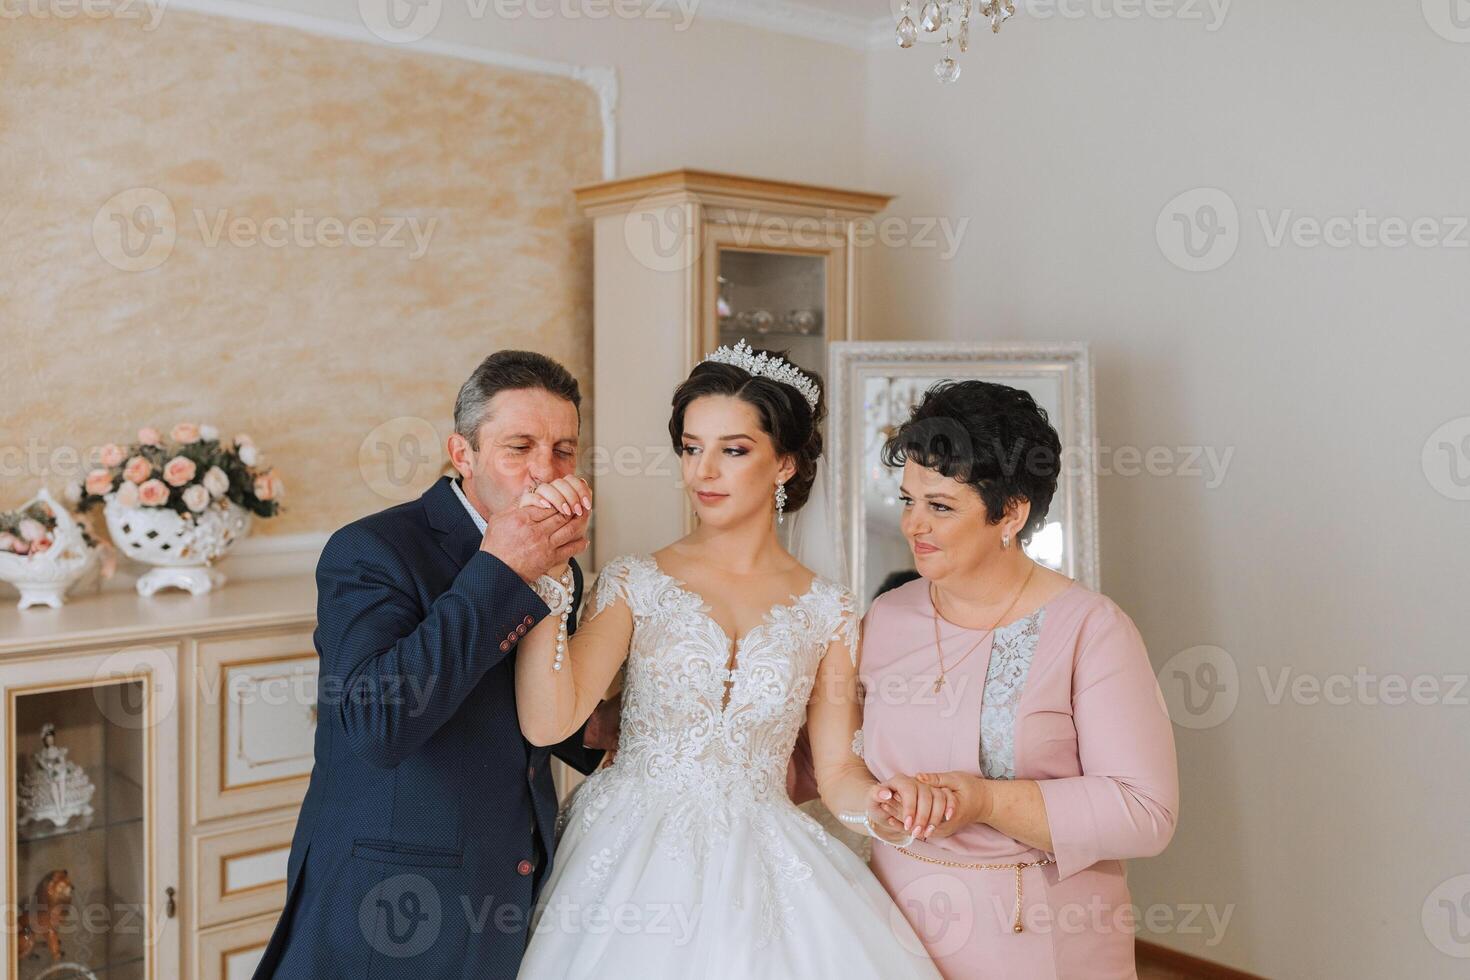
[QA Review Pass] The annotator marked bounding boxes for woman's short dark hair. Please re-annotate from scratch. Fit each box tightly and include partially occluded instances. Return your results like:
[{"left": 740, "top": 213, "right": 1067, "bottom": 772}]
[
  {"left": 454, "top": 350, "right": 581, "bottom": 449},
  {"left": 668, "top": 350, "right": 826, "bottom": 513},
  {"left": 880, "top": 380, "right": 1062, "bottom": 543}
]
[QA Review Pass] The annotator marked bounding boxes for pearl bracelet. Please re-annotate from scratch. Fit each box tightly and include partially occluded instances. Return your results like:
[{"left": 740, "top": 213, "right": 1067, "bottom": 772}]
[
  {"left": 837, "top": 810, "right": 916, "bottom": 847},
  {"left": 531, "top": 567, "right": 575, "bottom": 671}
]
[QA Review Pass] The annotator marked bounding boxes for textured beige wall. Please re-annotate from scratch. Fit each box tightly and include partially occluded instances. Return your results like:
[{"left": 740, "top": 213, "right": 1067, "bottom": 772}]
[{"left": 1, "top": 10, "right": 602, "bottom": 535}]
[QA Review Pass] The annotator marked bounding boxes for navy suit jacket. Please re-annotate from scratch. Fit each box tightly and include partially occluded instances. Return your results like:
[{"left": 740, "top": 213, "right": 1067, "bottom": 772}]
[{"left": 254, "top": 475, "right": 602, "bottom": 979}]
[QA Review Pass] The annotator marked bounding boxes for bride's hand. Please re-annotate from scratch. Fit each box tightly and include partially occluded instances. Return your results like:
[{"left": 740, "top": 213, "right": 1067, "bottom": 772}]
[
  {"left": 524, "top": 476, "right": 592, "bottom": 518},
  {"left": 864, "top": 783, "right": 913, "bottom": 844},
  {"left": 871, "top": 774, "right": 956, "bottom": 843}
]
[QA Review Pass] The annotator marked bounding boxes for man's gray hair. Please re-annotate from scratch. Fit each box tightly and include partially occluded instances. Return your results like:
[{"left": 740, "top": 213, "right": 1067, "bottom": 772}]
[{"left": 453, "top": 350, "right": 582, "bottom": 450}]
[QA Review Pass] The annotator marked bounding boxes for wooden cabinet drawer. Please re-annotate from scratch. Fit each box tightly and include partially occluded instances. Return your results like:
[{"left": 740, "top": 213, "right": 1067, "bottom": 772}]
[
  {"left": 194, "top": 815, "right": 296, "bottom": 928},
  {"left": 195, "top": 910, "right": 278, "bottom": 980},
  {"left": 194, "top": 630, "right": 318, "bottom": 822}
]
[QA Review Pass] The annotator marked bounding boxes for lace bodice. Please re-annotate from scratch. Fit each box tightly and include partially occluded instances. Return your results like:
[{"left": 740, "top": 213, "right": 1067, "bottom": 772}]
[
  {"left": 554, "top": 553, "right": 860, "bottom": 943},
  {"left": 590, "top": 553, "right": 857, "bottom": 802}
]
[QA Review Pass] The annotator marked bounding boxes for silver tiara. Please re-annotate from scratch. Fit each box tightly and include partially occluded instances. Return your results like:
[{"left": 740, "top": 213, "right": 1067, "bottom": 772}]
[{"left": 701, "top": 339, "right": 820, "bottom": 410}]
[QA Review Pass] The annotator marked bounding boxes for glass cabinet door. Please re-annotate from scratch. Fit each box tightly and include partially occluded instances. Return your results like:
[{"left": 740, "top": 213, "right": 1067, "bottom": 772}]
[
  {"left": 3, "top": 648, "right": 179, "bottom": 980},
  {"left": 699, "top": 239, "right": 850, "bottom": 553},
  {"left": 714, "top": 248, "right": 831, "bottom": 381}
]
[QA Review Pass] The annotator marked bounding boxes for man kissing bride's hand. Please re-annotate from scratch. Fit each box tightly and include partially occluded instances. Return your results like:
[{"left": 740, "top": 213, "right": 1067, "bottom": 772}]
[{"left": 477, "top": 474, "right": 592, "bottom": 583}]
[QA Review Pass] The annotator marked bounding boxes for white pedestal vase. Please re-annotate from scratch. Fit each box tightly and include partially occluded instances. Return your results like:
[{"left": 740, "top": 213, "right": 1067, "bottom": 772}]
[
  {"left": 103, "top": 495, "right": 252, "bottom": 597},
  {"left": 0, "top": 489, "right": 99, "bottom": 610}
]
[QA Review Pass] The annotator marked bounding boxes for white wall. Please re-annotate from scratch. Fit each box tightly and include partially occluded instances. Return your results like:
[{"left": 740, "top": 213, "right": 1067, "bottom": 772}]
[{"left": 862, "top": 2, "right": 1470, "bottom": 977}]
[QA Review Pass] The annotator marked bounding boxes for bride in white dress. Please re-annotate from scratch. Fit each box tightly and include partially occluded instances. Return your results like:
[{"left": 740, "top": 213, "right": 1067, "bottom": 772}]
[{"left": 512, "top": 343, "right": 941, "bottom": 978}]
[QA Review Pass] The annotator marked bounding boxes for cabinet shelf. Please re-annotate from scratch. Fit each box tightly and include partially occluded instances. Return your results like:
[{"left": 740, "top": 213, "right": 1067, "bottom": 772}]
[
  {"left": 18, "top": 767, "right": 144, "bottom": 846},
  {"left": 16, "top": 815, "right": 145, "bottom": 848},
  {"left": 18, "top": 951, "right": 144, "bottom": 980}
]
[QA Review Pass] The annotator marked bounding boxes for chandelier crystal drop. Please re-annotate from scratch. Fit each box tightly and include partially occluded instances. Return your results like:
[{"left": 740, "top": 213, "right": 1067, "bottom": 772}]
[{"left": 895, "top": 0, "right": 1015, "bottom": 83}]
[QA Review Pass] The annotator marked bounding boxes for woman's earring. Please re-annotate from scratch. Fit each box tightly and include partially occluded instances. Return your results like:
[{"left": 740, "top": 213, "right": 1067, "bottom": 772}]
[
  {"left": 1002, "top": 531, "right": 1011, "bottom": 549},
  {"left": 774, "top": 481, "right": 788, "bottom": 525}
]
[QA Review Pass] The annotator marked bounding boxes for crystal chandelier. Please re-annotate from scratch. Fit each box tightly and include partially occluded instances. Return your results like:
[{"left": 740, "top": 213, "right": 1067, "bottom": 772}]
[{"left": 896, "top": 0, "right": 1016, "bottom": 83}]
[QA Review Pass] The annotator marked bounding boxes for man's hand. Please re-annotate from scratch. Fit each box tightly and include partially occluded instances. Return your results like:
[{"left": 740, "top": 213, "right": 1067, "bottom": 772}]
[
  {"left": 496, "top": 476, "right": 591, "bottom": 580},
  {"left": 784, "top": 726, "right": 820, "bottom": 806},
  {"left": 582, "top": 693, "right": 621, "bottom": 751},
  {"left": 481, "top": 498, "right": 586, "bottom": 583}
]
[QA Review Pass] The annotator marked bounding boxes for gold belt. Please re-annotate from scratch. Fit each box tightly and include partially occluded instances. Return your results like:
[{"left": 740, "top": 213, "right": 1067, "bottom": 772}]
[{"left": 889, "top": 846, "right": 1054, "bottom": 934}]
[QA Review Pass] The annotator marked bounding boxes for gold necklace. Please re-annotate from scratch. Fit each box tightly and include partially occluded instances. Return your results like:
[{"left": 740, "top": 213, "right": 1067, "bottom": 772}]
[{"left": 930, "top": 562, "right": 1036, "bottom": 693}]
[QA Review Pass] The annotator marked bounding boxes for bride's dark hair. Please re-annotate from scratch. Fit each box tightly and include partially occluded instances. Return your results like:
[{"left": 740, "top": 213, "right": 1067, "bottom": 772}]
[{"left": 668, "top": 349, "right": 826, "bottom": 513}]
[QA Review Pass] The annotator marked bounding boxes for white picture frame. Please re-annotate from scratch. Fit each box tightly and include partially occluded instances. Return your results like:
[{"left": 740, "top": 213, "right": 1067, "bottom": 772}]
[{"left": 827, "top": 341, "right": 1100, "bottom": 608}]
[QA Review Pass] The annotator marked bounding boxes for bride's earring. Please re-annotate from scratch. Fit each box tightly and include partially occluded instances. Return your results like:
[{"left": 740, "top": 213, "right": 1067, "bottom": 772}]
[
  {"left": 774, "top": 481, "right": 787, "bottom": 525},
  {"left": 1002, "top": 531, "right": 1011, "bottom": 549}
]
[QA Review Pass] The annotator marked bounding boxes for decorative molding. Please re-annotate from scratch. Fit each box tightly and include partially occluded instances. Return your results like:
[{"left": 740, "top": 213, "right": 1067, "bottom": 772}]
[
  {"left": 575, "top": 168, "right": 892, "bottom": 217},
  {"left": 866, "top": 14, "right": 899, "bottom": 49},
  {"left": 571, "top": 65, "right": 620, "bottom": 182},
  {"left": 695, "top": 0, "right": 880, "bottom": 50},
  {"left": 159, "top": 0, "right": 618, "bottom": 179}
]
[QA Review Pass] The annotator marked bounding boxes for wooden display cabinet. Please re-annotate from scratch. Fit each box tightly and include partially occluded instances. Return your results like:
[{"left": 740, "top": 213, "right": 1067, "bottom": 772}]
[
  {"left": 0, "top": 577, "right": 317, "bottom": 980},
  {"left": 574, "top": 169, "right": 892, "bottom": 561}
]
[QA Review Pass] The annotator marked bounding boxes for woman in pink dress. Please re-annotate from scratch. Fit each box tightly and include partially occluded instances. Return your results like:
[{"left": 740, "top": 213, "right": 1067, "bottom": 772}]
[{"left": 856, "top": 380, "right": 1178, "bottom": 980}]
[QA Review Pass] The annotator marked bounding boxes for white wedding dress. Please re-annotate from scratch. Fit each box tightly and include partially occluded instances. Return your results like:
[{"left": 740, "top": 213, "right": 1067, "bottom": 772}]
[{"left": 517, "top": 554, "right": 940, "bottom": 979}]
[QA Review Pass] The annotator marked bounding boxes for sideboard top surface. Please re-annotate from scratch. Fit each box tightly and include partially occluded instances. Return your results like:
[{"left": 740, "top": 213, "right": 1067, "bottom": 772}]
[{"left": 0, "top": 576, "right": 317, "bottom": 659}]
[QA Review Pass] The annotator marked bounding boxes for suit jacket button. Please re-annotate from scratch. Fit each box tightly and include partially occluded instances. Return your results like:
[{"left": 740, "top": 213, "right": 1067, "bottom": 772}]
[
  {"left": 523, "top": 615, "right": 535, "bottom": 626},
  {"left": 516, "top": 624, "right": 528, "bottom": 636},
  {"left": 499, "top": 640, "right": 511, "bottom": 652},
  {"left": 517, "top": 859, "right": 533, "bottom": 876}
]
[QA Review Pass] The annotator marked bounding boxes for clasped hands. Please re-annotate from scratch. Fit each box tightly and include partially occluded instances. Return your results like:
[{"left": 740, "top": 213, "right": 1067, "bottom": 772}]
[
  {"left": 863, "top": 770, "right": 994, "bottom": 844},
  {"left": 479, "top": 475, "right": 594, "bottom": 583}
]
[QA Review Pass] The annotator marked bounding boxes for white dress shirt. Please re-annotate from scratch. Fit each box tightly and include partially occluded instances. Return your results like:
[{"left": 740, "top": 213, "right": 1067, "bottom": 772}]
[{"left": 450, "top": 476, "right": 488, "bottom": 534}]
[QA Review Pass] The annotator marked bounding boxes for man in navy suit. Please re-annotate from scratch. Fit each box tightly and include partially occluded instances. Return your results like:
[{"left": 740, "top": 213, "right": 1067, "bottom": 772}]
[{"left": 255, "top": 351, "right": 615, "bottom": 979}]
